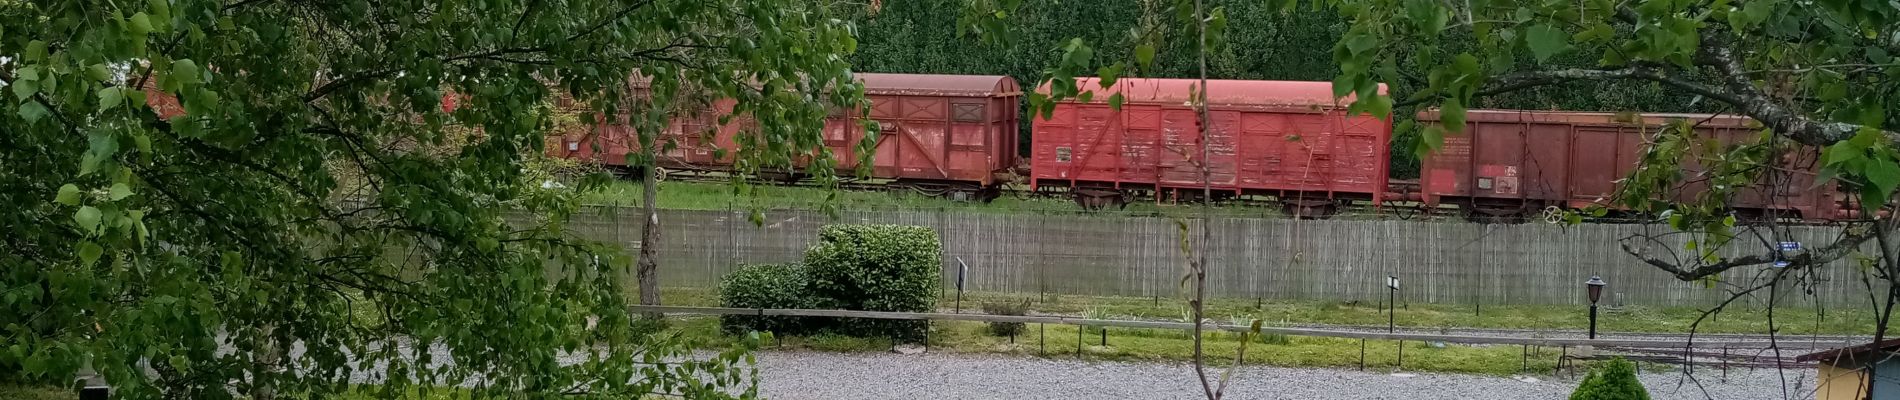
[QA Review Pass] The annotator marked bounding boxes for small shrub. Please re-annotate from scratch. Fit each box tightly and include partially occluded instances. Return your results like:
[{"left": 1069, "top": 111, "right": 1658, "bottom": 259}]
[
  {"left": 1081, "top": 307, "right": 1113, "bottom": 334},
  {"left": 718, "top": 263, "right": 822, "bottom": 334},
  {"left": 1258, "top": 332, "right": 1291, "bottom": 345},
  {"left": 1224, "top": 315, "right": 1256, "bottom": 340},
  {"left": 982, "top": 300, "right": 1032, "bottom": 337},
  {"left": 1570, "top": 358, "right": 1650, "bottom": 400},
  {"left": 804, "top": 224, "right": 942, "bottom": 339}
]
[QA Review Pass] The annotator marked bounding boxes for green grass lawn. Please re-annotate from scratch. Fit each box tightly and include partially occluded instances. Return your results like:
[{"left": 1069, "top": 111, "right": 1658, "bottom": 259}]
[
  {"left": 666, "top": 316, "right": 1569, "bottom": 375},
  {"left": 659, "top": 287, "right": 1876, "bottom": 335}
]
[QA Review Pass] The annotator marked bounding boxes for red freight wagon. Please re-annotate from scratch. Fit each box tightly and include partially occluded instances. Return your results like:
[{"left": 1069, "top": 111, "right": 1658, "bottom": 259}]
[
  {"left": 1418, "top": 109, "right": 1836, "bottom": 222},
  {"left": 555, "top": 73, "right": 1022, "bottom": 200},
  {"left": 1030, "top": 78, "right": 1392, "bottom": 217}
]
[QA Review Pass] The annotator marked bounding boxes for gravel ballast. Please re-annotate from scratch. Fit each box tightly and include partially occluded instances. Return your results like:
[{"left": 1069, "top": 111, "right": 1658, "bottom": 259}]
[{"left": 749, "top": 351, "right": 1815, "bottom": 400}]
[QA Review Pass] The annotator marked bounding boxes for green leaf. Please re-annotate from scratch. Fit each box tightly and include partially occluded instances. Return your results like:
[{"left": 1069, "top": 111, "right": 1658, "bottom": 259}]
[
  {"left": 24, "top": 40, "right": 46, "bottom": 62},
  {"left": 1826, "top": 141, "right": 1867, "bottom": 165},
  {"left": 88, "top": 64, "right": 112, "bottom": 82},
  {"left": 1107, "top": 93, "right": 1125, "bottom": 111},
  {"left": 109, "top": 183, "right": 133, "bottom": 201},
  {"left": 1423, "top": 125, "right": 1447, "bottom": 151},
  {"left": 1440, "top": 97, "right": 1467, "bottom": 131},
  {"left": 129, "top": 12, "right": 155, "bottom": 35},
  {"left": 1868, "top": 156, "right": 1900, "bottom": 196},
  {"left": 149, "top": 0, "right": 173, "bottom": 23},
  {"left": 1134, "top": 44, "right": 1157, "bottom": 69},
  {"left": 78, "top": 241, "right": 104, "bottom": 267},
  {"left": 98, "top": 87, "right": 125, "bottom": 112},
  {"left": 57, "top": 184, "right": 83, "bottom": 206},
  {"left": 1344, "top": 33, "right": 1377, "bottom": 54},
  {"left": 75, "top": 206, "right": 103, "bottom": 234},
  {"left": 12, "top": 76, "right": 39, "bottom": 101},
  {"left": 17, "top": 101, "right": 49, "bottom": 123},
  {"left": 172, "top": 59, "right": 201, "bottom": 86},
  {"left": 1524, "top": 24, "right": 1569, "bottom": 62},
  {"left": 1096, "top": 63, "right": 1124, "bottom": 87}
]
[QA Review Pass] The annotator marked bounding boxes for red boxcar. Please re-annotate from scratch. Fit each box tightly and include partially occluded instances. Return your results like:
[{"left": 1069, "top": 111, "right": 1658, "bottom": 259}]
[
  {"left": 1030, "top": 78, "right": 1392, "bottom": 216},
  {"left": 1418, "top": 109, "right": 1837, "bottom": 222},
  {"left": 555, "top": 73, "right": 1022, "bottom": 199}
]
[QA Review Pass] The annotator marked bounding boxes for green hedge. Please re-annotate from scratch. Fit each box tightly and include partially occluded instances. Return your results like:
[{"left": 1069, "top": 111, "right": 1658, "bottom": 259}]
[
  {"left": 803, "top": 224, "right": 943, "bottom": 339},
  {"left": 715, "top": 224, "right": 944, "bottom": 340},
  {"left": 717, "top": 263, "right": 825, "bottom": 334},
  {"left": 1570, "top": 358, "right": 1650, "bottom": 400}
]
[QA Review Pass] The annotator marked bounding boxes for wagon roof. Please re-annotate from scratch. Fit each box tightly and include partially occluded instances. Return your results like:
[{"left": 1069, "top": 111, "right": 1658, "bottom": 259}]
[
  {"left": 1053, "top": 78, "right": 1385, "bottom": 109},
  {"left": 1417, "top": 109, "right": 1759, "bottom": 129},
  {"left": 625, "top": 73, "right": 1021, "bottom": 97},
  {"left": 858, "top": 73, "right": 1021, "bottom": 97}
]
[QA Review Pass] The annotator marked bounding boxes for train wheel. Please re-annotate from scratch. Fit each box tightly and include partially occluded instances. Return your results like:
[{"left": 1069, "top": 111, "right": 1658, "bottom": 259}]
[
  {"left": 979, "top": 186, "right": 1003, "bottom": 204},
  {"left": 1281, "top": 203, "right": 1337, "bottom": 219},
  {"left": 1073, "top": 190, "right": 1124, "bottom": 211},
  {"left": 653, "top": 167, "right": 668, "bottom": 182}
]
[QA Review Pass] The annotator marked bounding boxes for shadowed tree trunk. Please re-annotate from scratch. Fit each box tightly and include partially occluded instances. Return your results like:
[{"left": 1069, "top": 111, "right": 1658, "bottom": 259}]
[{"left": 638, "top": 163, "right": 662, "bottom": 307}]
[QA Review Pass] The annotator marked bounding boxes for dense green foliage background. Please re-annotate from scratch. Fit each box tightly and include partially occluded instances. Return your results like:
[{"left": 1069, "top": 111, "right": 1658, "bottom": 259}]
[{"left": 843, "top": 0, "right": 1713, "bottom": 178}]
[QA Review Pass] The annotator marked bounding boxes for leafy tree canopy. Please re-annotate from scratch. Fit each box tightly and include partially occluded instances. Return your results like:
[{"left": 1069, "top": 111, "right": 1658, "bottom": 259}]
[{"left": 1, "top": 0, "right": 865, "bottom": 398}]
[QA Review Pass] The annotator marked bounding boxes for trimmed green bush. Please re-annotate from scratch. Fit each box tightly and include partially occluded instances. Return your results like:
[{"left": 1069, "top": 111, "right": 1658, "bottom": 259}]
[
  {"left": 1570, "top": 358, "right": 1650, "bottom": 400},
  {"left": 804, "top": 224, "right": 942, "bottom": 339},
  {"left": 981, "top": 300, "right": 1032, "bottom": 337},
  {"left": 717, "top": 263, "right": 823, "bottom": 334}
]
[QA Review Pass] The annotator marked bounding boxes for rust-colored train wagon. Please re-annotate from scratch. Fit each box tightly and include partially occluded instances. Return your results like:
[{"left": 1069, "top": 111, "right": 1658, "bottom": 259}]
[
  {"left": 1029, "top": 78, "right": 1391, "bottom": 216},
  {"left": 554, "top": 73, "right": 1022, "bottom": 200},
  {"left": 1417, "top": 109, "right": 1837, "bottom": 222}
]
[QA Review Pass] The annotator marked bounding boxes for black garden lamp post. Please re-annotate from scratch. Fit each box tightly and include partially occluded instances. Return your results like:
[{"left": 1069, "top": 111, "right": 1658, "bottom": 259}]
[{"left": 1585, "top": 276, "right": 1607, "bottom": 340}]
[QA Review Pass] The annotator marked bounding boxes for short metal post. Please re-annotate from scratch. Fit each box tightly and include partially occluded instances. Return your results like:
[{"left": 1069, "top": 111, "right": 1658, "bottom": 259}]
[
  {"left": 1039, "top": 323, "right": 1046, "bottom": 356},
  {"left": 1559, "top": 345, "right": 1569, "bottom": 378},
  {"left": 1521, "top": 344, "right": 1529, "bottom": 372},
  {"left": 955, "top": 291, "right": 963, "bottom": 314},
  {"left": 1100, "top": 328, "right": 1108, "bottom": 346},
  {"left": 1721, "top": 346, "right": 1729, "bottom": 381},
  {"left": 1358, "top": 339, "right": 1367, "bottom": 371},
  {"left": 1396, "top": 340, "right": 1404, "bottom": 371},
  {"left": 924, "top": 321, "right": 931, "bottom": 352},
  {"left": 1076, "top": 325, "right": 1084, "bottom": 357}
]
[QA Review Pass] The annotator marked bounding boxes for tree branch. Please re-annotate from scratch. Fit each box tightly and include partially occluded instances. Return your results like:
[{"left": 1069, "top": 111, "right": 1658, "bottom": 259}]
[
  {"left": 1695, "top": 35, "right": 1899, "bottom": 146},
  {"left": 1618, "top": 225, "right": 1878, "bottom": 281}
]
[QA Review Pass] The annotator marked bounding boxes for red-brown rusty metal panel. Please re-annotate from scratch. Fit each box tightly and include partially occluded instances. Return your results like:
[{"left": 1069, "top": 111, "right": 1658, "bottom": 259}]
[
  {"left": 141, "top": 83, "right": 185, "bottom": 119},
  {"left": 1031, "top": 77, "right": 1392, "bottom": 202},
  {"left": 1418, "top": 109, "right": 1835, "bottom": 219},
  {"left": 835, "top": 74, "right": 1023, "bottom": 186},
  {"left": 567, "top": 73, "right": 1021, "bottom": 187}
]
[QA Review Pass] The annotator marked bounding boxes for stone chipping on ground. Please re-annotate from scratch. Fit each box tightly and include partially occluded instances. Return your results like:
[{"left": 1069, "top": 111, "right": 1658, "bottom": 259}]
[{"left": 747, "top": 350, "right": 1816, "bottom": 400}]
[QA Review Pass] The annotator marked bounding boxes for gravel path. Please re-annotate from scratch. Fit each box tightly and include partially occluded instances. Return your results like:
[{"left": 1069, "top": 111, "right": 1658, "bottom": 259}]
[{"left": 750, "top": 350, "right": 1815, "bottom": 400}]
